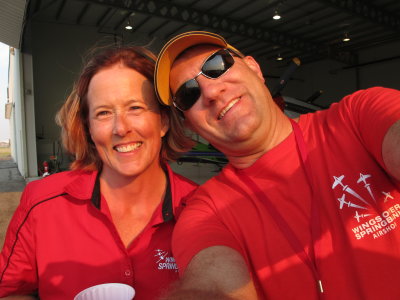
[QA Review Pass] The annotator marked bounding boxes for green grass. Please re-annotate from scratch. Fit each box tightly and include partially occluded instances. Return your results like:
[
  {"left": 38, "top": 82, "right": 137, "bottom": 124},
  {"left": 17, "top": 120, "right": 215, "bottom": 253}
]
[{"left": 0, "top": 147, "right": 11, "bottom": 158}]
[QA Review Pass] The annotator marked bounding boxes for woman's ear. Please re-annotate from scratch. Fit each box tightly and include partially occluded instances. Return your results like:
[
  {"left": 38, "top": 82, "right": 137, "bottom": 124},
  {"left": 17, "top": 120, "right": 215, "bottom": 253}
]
[
  {"left": 242, "top": 56, "right": 265, "bottom": 83},
  {"left": 160, "top": 110, "right": 170, "bottom": 138}
]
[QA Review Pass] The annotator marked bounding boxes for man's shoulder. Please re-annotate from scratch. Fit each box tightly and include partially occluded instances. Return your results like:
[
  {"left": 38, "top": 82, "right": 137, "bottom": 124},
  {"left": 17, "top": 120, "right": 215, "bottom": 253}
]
[
  {"left": 191, "top": 168, "right": 235, "bottom": 198},
  {"left": 302, "top": 87, "right": 400, "bottom": 127},
  {"left": 319, "top": 87, "right": 398, "bottom": 114},
  {"left": 346, "top": 86, "right": 398, "bottom": 100}
]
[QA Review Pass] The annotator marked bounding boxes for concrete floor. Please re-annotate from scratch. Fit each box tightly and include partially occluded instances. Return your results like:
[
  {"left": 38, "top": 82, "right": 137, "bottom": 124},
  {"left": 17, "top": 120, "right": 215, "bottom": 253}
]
[{"left": 0, "top": 157, "right": 26, "bottom": 248}]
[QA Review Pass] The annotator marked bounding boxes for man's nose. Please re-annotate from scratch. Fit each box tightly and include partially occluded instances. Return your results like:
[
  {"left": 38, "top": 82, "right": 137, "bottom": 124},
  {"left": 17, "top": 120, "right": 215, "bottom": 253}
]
[
  {"left": 197, "top": 75, "right": 226, "bottom": 106},
  {"left": 112, "top": 113, "right": 130, "bottom": 136}
]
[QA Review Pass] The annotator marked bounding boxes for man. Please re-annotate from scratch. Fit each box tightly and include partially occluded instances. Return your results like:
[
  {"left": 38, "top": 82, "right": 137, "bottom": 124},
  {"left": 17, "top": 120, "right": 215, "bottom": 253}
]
[{"left": 154, "top": 31, "right": 400, "bottom": 299}]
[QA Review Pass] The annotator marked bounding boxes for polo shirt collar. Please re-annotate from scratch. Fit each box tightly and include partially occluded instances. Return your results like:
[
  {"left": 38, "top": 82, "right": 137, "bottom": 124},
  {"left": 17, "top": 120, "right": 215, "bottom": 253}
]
[
  {"left": 64, "top": 170, "right": 99, "bottom": 200},
  {"left": 90, "top": 171, "right": 174, "bottom": 223}
]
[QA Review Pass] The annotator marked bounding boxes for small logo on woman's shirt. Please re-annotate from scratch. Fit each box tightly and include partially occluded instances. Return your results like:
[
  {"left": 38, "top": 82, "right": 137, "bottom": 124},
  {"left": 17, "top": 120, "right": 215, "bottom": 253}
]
[{"left": 154, "top": 249, "right": 178, "bottom": 271}]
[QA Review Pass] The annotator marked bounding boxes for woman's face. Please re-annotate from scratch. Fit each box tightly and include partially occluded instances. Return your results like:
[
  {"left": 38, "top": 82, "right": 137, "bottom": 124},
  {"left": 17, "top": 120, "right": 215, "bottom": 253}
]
[{"left": 87, "top": 64, "right": 168, "bottom": 180}]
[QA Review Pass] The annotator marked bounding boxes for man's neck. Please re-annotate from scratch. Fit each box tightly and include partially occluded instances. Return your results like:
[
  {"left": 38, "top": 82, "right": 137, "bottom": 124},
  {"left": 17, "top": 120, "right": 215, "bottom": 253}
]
[{"left": 227, "top": 116, "right": 296, "bottom": 169}]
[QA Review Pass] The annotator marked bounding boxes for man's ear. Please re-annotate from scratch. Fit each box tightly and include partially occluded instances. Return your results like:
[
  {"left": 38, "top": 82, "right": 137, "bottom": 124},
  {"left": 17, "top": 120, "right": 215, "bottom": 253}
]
[{"left": 242, "top": 56, "right": 265, "bottom": 83}]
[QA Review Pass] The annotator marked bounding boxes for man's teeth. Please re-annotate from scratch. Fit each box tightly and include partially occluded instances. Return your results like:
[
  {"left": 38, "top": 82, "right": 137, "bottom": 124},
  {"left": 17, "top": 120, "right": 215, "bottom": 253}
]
[
  {"left": 218, "top": 98, "right": 240, "bottom": 120},
  {"left": 115, "top": 142, "right": 142, "bottom": 153}
]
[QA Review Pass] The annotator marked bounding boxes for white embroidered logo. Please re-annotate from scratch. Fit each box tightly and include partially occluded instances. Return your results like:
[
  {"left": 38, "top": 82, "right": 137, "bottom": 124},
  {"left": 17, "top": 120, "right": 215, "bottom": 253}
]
[
  {"left": 154, "top": 249, "right": 178, "bottom": 271},
  {"left": 332, "top": 173, "right": 399, "bottom": 240}
]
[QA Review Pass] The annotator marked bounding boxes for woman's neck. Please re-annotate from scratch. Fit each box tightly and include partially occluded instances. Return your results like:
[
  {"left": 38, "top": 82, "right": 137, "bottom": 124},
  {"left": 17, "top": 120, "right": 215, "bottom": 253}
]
[
  {"left": 99, "top": 163, "right": 167, "bottom": 209},
  {"left": 99, "top": 164, "right": 168, "bottom": 248}
]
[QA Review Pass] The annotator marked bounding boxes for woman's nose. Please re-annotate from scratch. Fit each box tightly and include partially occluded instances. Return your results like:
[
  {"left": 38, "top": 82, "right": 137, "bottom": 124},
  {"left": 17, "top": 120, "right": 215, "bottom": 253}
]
[{"left": 112, "top": 113, "right": 130, "bottom": 136}]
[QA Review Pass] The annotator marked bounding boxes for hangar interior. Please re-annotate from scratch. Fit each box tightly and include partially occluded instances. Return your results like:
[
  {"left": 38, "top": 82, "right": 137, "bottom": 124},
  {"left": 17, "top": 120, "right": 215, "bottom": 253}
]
[{"left": 1, "top": 0, "right": 400, "bottom": 183}]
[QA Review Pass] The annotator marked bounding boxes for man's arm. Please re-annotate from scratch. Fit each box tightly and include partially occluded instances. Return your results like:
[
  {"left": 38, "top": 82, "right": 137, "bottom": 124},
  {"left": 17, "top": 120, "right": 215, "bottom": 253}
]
[
  {"left": 163, "top": 246, "right": 258, "bottom": 299},
  {"left": 382, "top": 119, "right": 400, "bottom": 181}
]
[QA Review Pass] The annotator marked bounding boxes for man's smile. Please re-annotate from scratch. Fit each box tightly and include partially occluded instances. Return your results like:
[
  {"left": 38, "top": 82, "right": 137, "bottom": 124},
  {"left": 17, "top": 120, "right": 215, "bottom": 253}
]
[{"left": 218, "top": 97, "right": 241, "bottom": 120}]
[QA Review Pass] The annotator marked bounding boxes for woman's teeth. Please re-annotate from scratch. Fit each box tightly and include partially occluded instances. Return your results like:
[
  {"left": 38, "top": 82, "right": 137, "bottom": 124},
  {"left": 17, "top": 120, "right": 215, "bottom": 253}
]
[
  {"left": 114, "top": 142, "right": 142, "bottom": 153},
  {"left": 218, "top": 98, "right": 240, "bottom": 120}
]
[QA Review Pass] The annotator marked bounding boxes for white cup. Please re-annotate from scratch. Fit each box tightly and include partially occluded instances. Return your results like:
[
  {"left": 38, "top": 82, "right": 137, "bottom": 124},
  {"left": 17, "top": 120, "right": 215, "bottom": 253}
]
[{"left": 74, "top": 283, "right": 135, "bottom": 300}]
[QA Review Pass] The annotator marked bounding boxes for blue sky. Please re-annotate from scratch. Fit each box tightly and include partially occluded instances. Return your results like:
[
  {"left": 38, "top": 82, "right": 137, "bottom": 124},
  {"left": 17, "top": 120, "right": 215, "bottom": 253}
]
[{"left": 0, "top": 42, "right": 9, "bottom": 142}]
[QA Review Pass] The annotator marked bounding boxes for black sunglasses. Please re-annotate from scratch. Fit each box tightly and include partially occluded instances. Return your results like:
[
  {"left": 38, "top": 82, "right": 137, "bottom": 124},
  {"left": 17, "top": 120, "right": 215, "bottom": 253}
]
[{"left": 172, "top": 49, "right": 238, "bottom": 112}]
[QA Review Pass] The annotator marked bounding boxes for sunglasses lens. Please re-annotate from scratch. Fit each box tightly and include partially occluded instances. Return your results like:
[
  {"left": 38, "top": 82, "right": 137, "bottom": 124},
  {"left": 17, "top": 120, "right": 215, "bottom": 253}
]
[
  {"left": 174, "top": 79, "right": 201, "bottom": 111},
  {"left": 202, "top": 50, "right": 234, "bottom": 78},
  {"left": 173, "top": 50, "right": 235, "bottom": 111}
]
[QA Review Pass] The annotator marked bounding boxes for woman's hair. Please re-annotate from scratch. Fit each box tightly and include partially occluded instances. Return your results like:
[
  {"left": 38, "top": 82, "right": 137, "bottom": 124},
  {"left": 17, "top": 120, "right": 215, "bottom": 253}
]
[{"left": 56, "top": 45, "right": 194, "bottom": 171}]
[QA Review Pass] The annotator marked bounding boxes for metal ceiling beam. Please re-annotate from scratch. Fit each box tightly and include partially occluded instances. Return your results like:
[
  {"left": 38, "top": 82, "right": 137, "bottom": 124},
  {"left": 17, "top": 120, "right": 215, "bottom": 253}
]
[
  {"left": 163, "top": 0, "right": 200, "bottom": 37},
  {"left": 55, "top": 0, "right": 66, "bottom": 20},
  {"left": 113, "top": 10, "right": 130, "bottom": 31},
  {"left": 268, "top": 3, "right": 328, "bottom": 32},
  {"left": 240, "top": 0, "right": 279, "bottom": 20},
  {"left": 77, "top": 3, "right": 91, "bottom": 24},
  {"left": 33, "top": 0, "right": 42, "bottom": 15},
  {"left": 205, "top": 0, "right": 226, "bottom": 13},
  {"left": 149, "top": 20, "right": 169, "bottom": 36},
  {"left": 79, "top": 0, "right": 356, "bottom": 65},
  {"left": 96, "top": 7, "right": 113, "bottom": 26},
  {"left": 224, "top": 0, "right": 254, "bottom": 16},
  {"left": 338, "top": 32, "right": 400, "bottom": 53},
  {"left": 134, "top": 15, "right": 152, "bottom": 32},
  {"left": 28, "top": 0, "right": 58, "bottom": 20},
  {"left": 316, "top": 0, "right": 400, "bottom": 32}
]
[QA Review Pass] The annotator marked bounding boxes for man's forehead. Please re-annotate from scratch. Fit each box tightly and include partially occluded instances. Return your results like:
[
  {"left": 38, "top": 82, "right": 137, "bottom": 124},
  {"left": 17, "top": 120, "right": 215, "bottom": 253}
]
[{"left": 173, "top": 44, "right": 222, "bottom": 68}]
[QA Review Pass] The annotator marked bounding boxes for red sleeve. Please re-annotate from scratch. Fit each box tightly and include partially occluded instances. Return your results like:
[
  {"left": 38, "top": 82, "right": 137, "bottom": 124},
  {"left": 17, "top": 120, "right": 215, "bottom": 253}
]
[
  {"left": 336, "top": 87, "right": 400, "bottom": 169},
  {"left": 0, "top": 184, "right": 38, "bottom": 296},
  {"left": 171, "top": 188, "right": 242, "bottom": 276}
]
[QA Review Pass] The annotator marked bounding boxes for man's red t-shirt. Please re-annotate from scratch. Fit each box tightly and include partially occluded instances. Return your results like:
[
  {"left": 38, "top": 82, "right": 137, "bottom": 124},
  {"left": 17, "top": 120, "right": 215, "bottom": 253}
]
[{"left": 172, "top": 87, "right": 400, "bottom": 299}]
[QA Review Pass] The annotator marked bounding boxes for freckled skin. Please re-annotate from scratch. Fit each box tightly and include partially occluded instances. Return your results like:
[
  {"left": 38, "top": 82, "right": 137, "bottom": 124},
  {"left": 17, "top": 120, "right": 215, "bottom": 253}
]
[{"left": 87, "top": 64, "right": 169, "bottom": 184}]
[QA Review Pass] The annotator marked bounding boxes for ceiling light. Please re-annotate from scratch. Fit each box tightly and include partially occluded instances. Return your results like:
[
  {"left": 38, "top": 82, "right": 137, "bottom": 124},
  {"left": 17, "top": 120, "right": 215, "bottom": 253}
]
[
  {"left": 125, "top": 20, "right": 133, "bottom": 30},
  {"left": 342, "top": 32, "right": 350, "bottom": 42},
  {"left": 276, "top": 53, "right": 283, "bottom": 61},
  {"left": 273, "top": 10, "right": 281, "bottom": 20}
]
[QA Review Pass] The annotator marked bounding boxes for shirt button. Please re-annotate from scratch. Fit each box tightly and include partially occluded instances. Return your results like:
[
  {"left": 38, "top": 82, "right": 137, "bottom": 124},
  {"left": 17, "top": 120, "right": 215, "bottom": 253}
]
[{"left": 124, "top": 270, "right": 132, "bottom": 277}]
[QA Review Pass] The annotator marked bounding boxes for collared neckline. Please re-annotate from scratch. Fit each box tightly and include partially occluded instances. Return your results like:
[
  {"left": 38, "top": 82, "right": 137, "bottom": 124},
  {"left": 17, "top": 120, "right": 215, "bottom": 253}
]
[
  {"left": 63, "top": 170, "right": 99, "bottom": 200},
  {"left": 90, "top": 171, "right": 174, "bottom": 223}
]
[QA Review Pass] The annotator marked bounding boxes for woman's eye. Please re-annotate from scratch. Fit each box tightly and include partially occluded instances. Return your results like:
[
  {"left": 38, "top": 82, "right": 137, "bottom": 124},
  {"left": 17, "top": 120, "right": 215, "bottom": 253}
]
[
  {"left": 130, "top": 106, "right": 142, "bottom": 110},
  {"left": 96, "top": 111, "right": 111, "bottom": 117}
]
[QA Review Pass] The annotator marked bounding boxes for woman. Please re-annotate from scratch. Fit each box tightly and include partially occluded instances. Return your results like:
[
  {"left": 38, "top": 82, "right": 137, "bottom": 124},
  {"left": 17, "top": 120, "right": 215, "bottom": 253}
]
[{"left": 0, "top": 46, "right": 197, "bottom": 299}]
